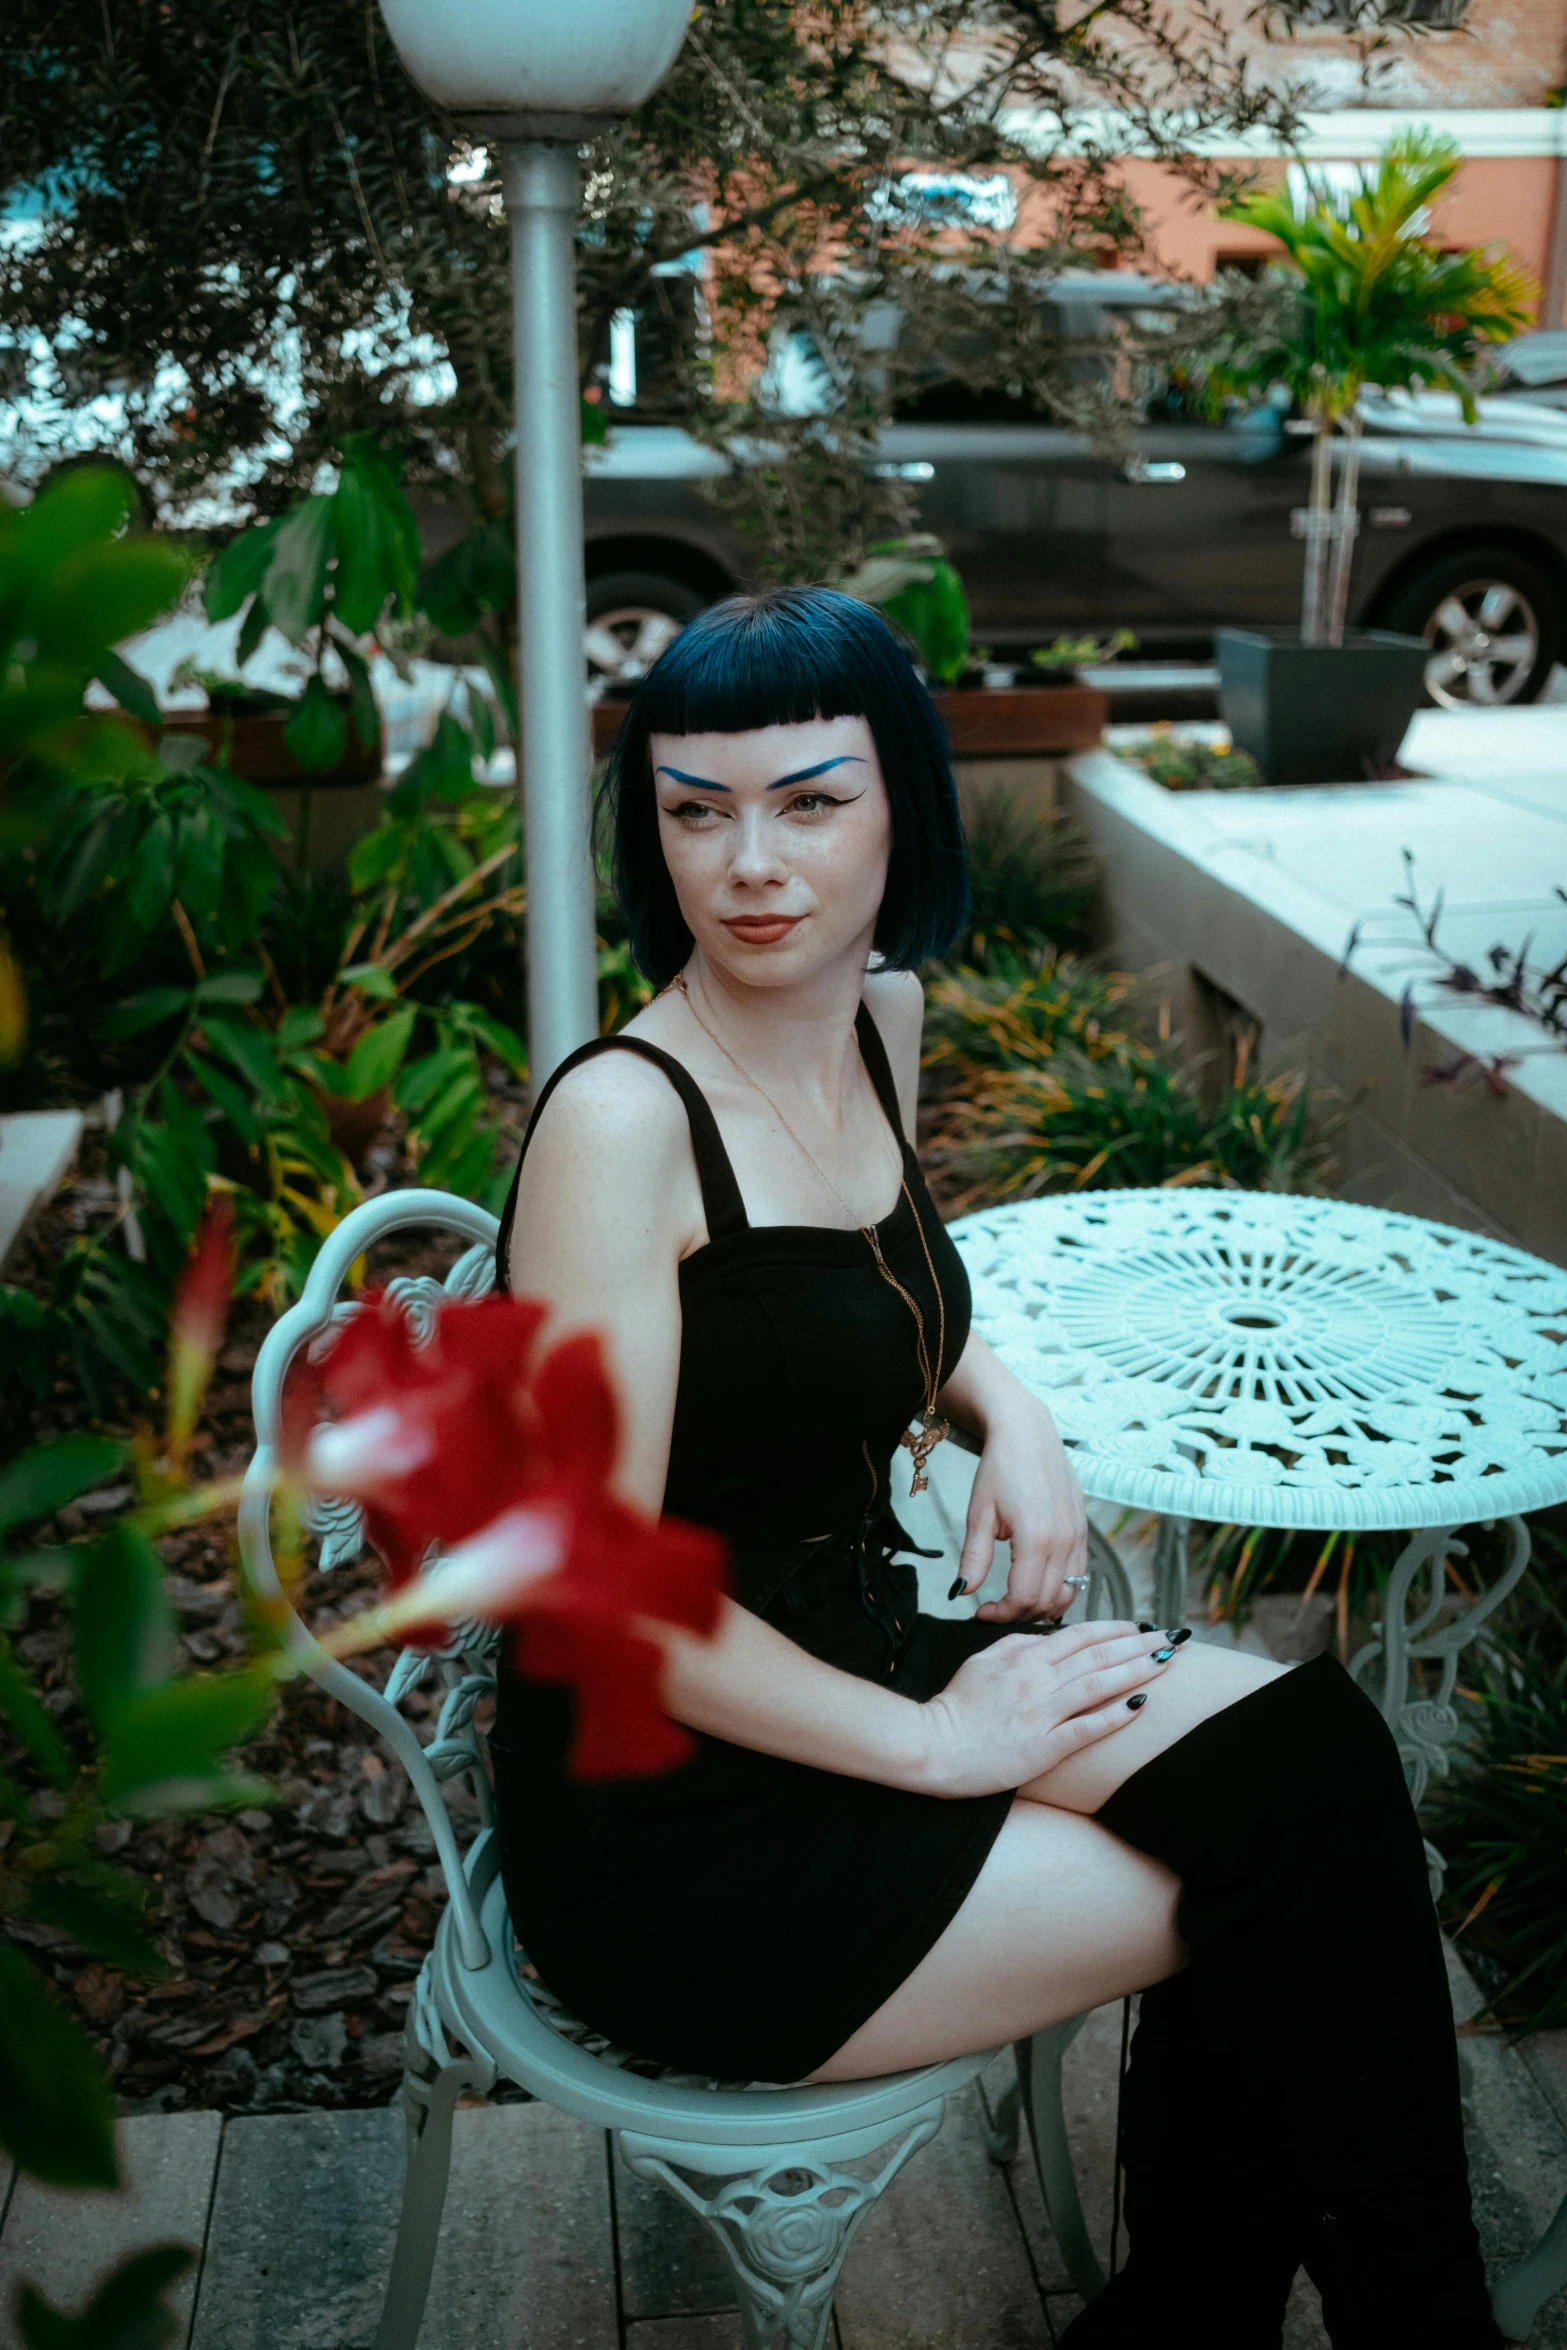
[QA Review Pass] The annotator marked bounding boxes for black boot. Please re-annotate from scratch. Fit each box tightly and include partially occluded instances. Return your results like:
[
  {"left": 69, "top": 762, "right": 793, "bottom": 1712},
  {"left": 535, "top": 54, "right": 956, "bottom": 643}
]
[
  {"left": 1090, "top": 1654, "right": 1501, "bottom": 2350},
  {"left": 1056, "top": 1969, "right": 1305, "bottom": 2348}
]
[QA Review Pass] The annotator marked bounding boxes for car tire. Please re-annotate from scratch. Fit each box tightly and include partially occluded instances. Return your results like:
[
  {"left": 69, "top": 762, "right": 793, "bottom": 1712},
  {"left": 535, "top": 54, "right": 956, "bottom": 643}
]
[
  {"left": 1381, "top": 544, "right": 1562, "bottom": 708},
  {"left": 584, "top": 572, "right": 709, "bottom": 691}
]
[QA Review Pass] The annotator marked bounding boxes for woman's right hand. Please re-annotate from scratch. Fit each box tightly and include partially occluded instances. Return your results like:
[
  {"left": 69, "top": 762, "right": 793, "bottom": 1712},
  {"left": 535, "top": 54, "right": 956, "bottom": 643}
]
[{"left": 916, "top": 1621, "right": 1177, "bottom": 1798}]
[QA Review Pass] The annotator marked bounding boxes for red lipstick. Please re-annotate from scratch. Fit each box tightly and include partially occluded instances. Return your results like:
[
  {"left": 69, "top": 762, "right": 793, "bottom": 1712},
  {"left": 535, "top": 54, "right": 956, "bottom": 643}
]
[{"left": 722, "top": 915, "right": 802, "bottom": 945}]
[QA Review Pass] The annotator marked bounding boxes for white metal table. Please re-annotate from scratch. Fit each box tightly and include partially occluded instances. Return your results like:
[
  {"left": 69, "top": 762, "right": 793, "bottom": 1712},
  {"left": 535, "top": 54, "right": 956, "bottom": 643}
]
[{"left": 953, "top": 1187, "right": 1567, "bottom": 2338}]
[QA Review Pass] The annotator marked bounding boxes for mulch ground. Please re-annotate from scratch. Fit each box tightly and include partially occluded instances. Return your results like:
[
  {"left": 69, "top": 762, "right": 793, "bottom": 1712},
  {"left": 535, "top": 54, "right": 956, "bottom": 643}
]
[{"left": 4, "top": 1170, "right": 519, "bottom": 2118}]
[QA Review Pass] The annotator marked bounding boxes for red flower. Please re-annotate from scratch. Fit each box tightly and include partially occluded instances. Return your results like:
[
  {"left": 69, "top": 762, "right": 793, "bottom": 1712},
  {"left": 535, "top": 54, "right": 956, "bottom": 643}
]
[
  {"left": 173, "top": 1193, "right": 236, "bottom": 1363},
  {"left": 168, "top": 1194, "right": 235, "bottom": 1463},
  {"left": 283, "top": 1293, "right": 727, "bottom": 1779}
]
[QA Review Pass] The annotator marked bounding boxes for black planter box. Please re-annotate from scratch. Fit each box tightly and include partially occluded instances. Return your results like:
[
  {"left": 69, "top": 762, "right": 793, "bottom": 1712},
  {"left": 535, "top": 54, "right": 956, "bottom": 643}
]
[{"left": 1216, "top": 627, "right": 1429, "bottom": 786}]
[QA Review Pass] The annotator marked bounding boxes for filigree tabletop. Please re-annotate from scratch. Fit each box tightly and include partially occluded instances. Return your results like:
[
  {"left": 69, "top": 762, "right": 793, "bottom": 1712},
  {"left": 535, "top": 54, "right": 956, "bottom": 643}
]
[{"left": 954, "top": 1190, "right": 1567, "bottom": 1530}]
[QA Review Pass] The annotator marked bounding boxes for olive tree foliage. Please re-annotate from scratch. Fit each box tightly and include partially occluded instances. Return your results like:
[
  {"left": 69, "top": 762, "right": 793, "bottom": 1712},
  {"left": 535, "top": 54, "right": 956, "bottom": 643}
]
[{"left": 1, "top": 0, "right": 1307, "bottom": 579}]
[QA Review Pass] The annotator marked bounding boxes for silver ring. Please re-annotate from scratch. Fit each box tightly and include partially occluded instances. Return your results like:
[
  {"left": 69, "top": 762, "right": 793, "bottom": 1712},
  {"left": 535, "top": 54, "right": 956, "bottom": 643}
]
[{"left": 1063, "top": 1574, "right": 1090, "bottom": 1590}]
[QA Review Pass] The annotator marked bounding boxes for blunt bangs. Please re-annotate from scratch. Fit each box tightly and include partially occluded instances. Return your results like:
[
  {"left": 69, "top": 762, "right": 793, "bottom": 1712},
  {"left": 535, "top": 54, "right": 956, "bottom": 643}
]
[{"left": 602, "top": 586, "right": 969, "bottom": 987}]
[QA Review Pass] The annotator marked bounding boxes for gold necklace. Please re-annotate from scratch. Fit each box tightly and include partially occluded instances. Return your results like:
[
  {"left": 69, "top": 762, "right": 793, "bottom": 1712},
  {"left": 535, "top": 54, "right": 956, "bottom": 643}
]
[{"left": 672, "top": 970, "right": 949, "bottom": 1493}]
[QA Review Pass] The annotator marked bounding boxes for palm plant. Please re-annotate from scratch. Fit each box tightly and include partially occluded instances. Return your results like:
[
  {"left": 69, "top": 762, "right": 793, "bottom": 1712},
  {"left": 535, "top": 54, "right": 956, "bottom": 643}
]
[{"left": 1206, "top": 134, "right": 1536, "bottom": 645}]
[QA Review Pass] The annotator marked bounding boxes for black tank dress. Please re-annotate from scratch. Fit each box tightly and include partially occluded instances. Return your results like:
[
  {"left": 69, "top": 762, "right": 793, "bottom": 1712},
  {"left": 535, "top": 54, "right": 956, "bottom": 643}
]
[{"left": 488, "top": 1002, "right": 1015, "bottom": 2083}]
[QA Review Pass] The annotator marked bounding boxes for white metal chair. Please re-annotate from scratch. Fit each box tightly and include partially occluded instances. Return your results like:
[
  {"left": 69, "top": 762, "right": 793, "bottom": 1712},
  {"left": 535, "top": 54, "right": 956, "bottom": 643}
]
[{"left": 240, "top": 1189, "right": 1065, "bottom": 2350}]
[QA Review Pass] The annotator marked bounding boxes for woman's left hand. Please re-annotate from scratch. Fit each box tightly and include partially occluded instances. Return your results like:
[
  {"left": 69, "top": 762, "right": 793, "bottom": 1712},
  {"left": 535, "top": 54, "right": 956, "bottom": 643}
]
[{"left": 955, "top": 1399, "right": 1089, "bottom": 1622}]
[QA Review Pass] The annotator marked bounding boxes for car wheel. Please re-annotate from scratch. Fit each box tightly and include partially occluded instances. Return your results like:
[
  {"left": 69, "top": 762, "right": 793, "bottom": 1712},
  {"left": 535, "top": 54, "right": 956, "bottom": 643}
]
[
  {"left": 1382, "top": 545, "right": 1561, "bottom": 708},
  {"left": 584, "top": 572, "right": 708, "bottom": 694}
]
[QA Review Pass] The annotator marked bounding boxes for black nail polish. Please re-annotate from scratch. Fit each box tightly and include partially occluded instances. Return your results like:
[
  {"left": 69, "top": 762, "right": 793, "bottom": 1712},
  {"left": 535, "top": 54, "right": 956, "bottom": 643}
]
[
  {"left": 1137, "top": 1621, "right": 1155, "bottom": 1633},
  {"left": 1153, "top": 1645, "right": 1175, "bottom": 1661},
  {"left": 1127, "top": 1692, "right": 1148, "bottom": 1711},
  {"left": 948, "top": 1574, "right": 968, "bottom": 1600},
  {"left": 1171, "top": 1627, "right": 1193, "bottom": 1647}
]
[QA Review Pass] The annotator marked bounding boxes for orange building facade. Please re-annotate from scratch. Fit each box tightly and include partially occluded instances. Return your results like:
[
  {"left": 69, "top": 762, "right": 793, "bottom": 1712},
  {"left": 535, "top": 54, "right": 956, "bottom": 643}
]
[{"left": 1103, "top": 1, "right": 1567, "bottom": 318}]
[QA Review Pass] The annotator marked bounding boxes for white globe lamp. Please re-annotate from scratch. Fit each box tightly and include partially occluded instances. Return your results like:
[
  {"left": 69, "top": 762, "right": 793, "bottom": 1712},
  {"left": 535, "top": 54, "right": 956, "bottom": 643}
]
[
  {"left": 377, "top": 0, "right": 692, "bottom": 132},
  {"left": 375, "top": 0, "right": 693, "bottom": 1084}
]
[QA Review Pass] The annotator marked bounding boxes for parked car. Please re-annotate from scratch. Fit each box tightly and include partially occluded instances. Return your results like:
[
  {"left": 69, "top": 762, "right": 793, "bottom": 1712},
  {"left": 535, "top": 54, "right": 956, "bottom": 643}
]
[
  {"left": 581, "top": 286, "right": 1567, "bottom": 708},
  {"left": 1491, "top": 328, "right": 1567, "bottom": 415}
]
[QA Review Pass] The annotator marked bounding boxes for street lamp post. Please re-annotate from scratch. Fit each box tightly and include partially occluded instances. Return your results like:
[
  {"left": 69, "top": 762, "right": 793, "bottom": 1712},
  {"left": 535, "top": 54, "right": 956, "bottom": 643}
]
[{"left": 375, "top": 0, "right": 692, "bottom": 1087}]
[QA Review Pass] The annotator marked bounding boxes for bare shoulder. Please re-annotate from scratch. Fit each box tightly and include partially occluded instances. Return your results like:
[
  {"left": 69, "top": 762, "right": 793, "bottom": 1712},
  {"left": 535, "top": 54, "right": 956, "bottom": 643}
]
[
  {"left": 862, "top": 966, "right": 924, "bottom": 1046},
  {"left": 524, "top": 1046, "right": 691, "bottom": 1180},
  {"left": 862, "top": 966, "right": 925, "bottom": 1081}
]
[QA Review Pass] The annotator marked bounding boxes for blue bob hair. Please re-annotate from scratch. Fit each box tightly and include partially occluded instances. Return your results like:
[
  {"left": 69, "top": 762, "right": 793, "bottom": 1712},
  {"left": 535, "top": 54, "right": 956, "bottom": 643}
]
[{"left": 600, "top": 586, "right": 969, "bottom": 987}]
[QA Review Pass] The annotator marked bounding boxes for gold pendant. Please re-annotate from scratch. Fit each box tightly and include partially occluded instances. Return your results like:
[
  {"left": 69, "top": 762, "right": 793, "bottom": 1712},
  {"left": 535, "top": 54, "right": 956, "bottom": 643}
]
[{"left": 901, "top": 1414, "right": 949, "bottom": 1495}]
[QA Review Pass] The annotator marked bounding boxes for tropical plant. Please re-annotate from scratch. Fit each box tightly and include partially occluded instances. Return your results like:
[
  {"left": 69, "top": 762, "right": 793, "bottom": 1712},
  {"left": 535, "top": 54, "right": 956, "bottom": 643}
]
[
  {"left": 0, "top": 466, "right": 188, "bottom": 1062},
  {"left": 201, "top": 436, "right": 421, "bottom": 772},
  {"left": 1198, "top": 132, "right": 1537, "bottom": 644},
  {"left": 920, "top": 955, "right": 1332, "bottom": 1211},
  {"left": 834, "top": 536, "right": 972, "bottom": 683}
]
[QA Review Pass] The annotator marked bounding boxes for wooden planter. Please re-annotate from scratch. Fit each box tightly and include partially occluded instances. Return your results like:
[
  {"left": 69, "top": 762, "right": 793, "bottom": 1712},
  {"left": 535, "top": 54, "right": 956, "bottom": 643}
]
[
  {"left": 147, "top": 701, "right": 381, "bottom": 786},
  {"left": 932, "top": 683, "right": 1108, "bottom": 756},
  {"left": 589, "top": 681, "right": 1109, "bottom": 762}
]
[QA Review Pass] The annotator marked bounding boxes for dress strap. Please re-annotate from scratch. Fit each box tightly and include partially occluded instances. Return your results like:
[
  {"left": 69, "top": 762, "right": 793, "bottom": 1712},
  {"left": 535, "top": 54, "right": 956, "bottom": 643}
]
[
  {"left": 854, "top": 1001, "right": 908, "bottom": 1146},
  {"left": 494, "top": 1036, "right": 749, "bottom": 1293}
]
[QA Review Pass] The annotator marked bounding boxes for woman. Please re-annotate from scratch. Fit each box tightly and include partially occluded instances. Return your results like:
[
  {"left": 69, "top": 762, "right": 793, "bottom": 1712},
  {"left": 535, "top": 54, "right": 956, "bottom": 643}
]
[{"left": 491, "top": 588, "right": 1500, "bottom": 2348}]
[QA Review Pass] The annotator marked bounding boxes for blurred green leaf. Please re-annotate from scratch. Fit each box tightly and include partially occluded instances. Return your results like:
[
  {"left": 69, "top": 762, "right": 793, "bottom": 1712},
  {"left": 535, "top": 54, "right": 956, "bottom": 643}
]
[
  {"left": 419, "top": 516, "right": 514, "bottom": 639},
  {"left": 202, "top": 516, "right": 282, "bottom": 625},
  {"left": 235, "top": 591, "right": 269, "bottom": 670},
  {"left": 0, "top": 1943, "right": 118, "bottom": 2190},
  {"left": 276, "top": 1005, "right": 326, "bottom": 1050},
  {"left": 338, "top": 962, "right": 397, "bottom": 1000},
  {"left": 98, "top": 1665, "right": 277, "bottom": 1812},
  {"left": 347, "top": 822, "right": 406, "bottom": 890},
  {"left": 100, "top": 986, "right": 192, "bottom": 1039},
  {"left": 91, "top": 649, "right": 161, "bottom": 726},
  {"left": 388, "top": 712, "right": 473, "bottom": 812},
  {"left": 194, "top": 967, "right": 265, "bottom": 1006},
  {"left": 265, "top": 495, "right": 334, "bottom": 645},
  {"left": 26, "top": 1875, "right": 164, "bottom": 1976},
  {"left": 197, "top": 1014, "right": 282, "bottom": 1099},
  {"left": 342, "top": 1004, "right": 416, "bottom": 1100},
  {"left": 333, "top": 634, "right": 381, "bottom": 752},
  {"left": 0, "top": 1634, "right": 74, "bottom": 1787},
  {"left": 16, "top": 2243, "right": 194, "bottom": 2350},
  {"left": 125, "top": 811, "right": 177, "bottom": 934},
  {"left": 0, "top": 1434, "right": 128, "bottom": 1533},
  {"left": 72, "top": 1524, "right": 179, "bottom": 1735},
  {"left": 182, "top": 1049, "right": 261, "bottom": 1148},
  {"left": 283, "top": 674, "right": 348, "bottom": 773},
  {"left": 331, "top": 436, "right": 419, "bottom": 633}
]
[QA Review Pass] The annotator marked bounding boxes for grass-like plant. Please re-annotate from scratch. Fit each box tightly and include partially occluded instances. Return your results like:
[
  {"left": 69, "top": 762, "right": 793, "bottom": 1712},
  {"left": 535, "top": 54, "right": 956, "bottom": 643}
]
[
  {"left": 952, "top": 796, "right": 1100, "bottom": 966},
  {"left": 920, "top": 954, "right": 1331, "bottom": 1212},
  {"left": 1426, "top": 1553, "right": 1567, "bottom": 2037}
]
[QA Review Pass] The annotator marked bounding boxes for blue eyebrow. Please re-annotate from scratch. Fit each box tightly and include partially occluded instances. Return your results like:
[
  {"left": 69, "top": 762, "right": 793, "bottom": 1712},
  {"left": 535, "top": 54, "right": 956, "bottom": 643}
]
[{"left": 655, "top": 756, "right": 867, "bottom": 793}]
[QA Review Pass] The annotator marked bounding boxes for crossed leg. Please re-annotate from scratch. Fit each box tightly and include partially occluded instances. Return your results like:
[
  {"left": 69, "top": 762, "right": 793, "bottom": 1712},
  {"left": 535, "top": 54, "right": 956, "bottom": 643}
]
[{"left": 808, "top": 1644, "right": 1284, "bottom": 2081}]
